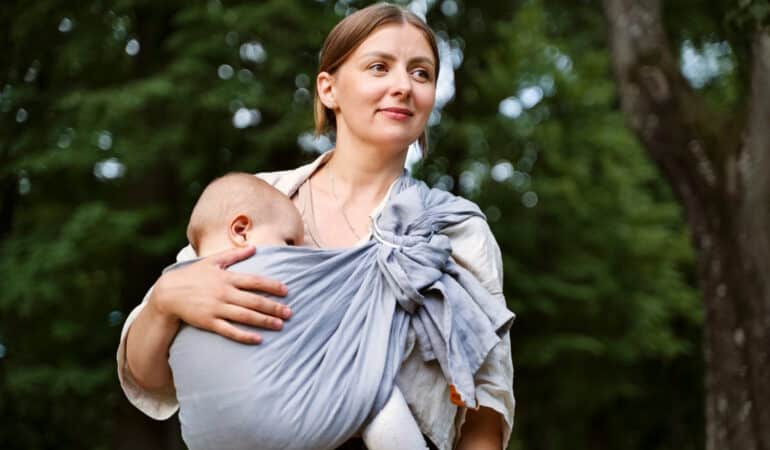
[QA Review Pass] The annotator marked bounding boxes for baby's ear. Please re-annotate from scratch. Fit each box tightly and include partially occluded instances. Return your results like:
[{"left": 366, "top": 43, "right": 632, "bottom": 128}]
[{"left": 229, "top": 215, "right": 252, "bottom": 246}]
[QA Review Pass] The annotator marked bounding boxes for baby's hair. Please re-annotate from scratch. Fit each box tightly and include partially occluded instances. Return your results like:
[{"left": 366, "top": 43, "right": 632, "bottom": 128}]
[{"left": 186, "top": 172, "right": 292, "bottom": 252}]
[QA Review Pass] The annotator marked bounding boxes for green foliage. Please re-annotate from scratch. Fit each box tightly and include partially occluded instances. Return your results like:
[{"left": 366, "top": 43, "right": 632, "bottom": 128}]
[
  {"left": 0, "top": 0, "right": 740, "bottom": 448},
  {"left": 730, "top": 0, "right": 770, "bottom": 26}
]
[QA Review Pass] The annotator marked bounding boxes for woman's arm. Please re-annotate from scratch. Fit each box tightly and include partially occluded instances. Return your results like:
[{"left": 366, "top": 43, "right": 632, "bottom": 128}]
[
  {"left": 445, "top": 217, "right": 515, "bottom": 449},
  {"left": 125, "top": 294, "right": 180, "bottom": 392},
  {"left": 456, "top": 406, "right": 504, "bottom": 450},
  {"left": 123, "top": 246, "right": 291, "bottom": 398}
]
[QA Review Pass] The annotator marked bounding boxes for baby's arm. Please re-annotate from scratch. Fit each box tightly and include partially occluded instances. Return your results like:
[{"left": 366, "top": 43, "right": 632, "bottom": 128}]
[{"left": 362, "top": 386, "right": 429, "bottom": 450}]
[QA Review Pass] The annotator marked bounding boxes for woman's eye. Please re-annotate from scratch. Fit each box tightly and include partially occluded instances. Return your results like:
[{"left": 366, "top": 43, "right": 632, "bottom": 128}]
[
  {"left": 412, "top": 68, "right": 432, "bottom": 81},
  {"left": 369, "top": 63, "right": 387, "bottom": 73}
]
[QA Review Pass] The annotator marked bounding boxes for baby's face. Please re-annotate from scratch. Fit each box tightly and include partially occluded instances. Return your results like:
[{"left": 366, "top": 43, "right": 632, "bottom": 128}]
[{"left": 247, "top": 207, "right": 304, "bottom": 248}]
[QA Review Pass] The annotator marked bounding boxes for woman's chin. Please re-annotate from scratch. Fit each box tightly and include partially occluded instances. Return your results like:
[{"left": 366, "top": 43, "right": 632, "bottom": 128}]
[{"left": 363, "top": 132, "right": 421, "bottom": 151}]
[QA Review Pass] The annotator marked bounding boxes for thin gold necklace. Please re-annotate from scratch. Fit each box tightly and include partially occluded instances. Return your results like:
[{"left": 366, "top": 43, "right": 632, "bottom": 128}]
[
  {"left": 305, "top": 176, "right": 324, "bottom": 247},
  {"left": 328, "top": 169, "right": 364, "bottom": 240}
]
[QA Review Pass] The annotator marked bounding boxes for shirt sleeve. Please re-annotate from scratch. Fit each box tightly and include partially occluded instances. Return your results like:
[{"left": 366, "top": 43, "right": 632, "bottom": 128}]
[
  {"left": 443, "top": 216, "right": 515, "bottom": 449},
  {"left": 115, "top": 244, "right": 197, "bottom": 419}
]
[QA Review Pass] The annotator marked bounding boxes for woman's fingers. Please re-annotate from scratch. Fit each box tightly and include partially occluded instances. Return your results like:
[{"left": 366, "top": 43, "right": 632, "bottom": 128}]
[
  {"left": 224, "top": 287, "right": 290, "bottom": 323},
  {"left": 208, "top": 248, "right": 291, "bottom": 318},
  {"left": 218, "top": 303, "right": 284, "bottom": 331},
  {"left": 228, "top": 271, "right": 288, "bottom": 298},
  {"left": 209, "top": 246, "right": 257, "bottom": 269},
  {"left": 210, "top": 318, "right": 263, "bottom": 345},
  {"left": 158, "top": 246, "right": 292, "bottom": 342}
]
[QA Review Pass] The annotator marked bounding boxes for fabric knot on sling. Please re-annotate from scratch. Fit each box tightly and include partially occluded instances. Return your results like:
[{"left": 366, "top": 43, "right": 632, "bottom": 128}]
[
  {"left": 372, "top": 219, "right": 451, "bottom": 315},
  {"left": 372, "top": 177, "right": 515, "bottom": 408}
]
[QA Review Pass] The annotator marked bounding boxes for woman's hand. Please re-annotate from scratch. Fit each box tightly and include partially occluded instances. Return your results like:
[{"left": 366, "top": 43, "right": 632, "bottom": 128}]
[
  {"left": 149, "top": 245, "right": 291, "bottom": 344},
  {"left": 125, "top": 245, "right": 290, "bottom": 392}
]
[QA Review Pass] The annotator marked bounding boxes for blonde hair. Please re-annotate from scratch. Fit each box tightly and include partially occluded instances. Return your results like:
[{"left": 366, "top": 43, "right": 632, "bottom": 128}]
[
  {"left": 186, "top": 173, "right": 293, "bottom": 251},
  {"left": 313, "top": 2, "right": 440, "bottom": 152}
]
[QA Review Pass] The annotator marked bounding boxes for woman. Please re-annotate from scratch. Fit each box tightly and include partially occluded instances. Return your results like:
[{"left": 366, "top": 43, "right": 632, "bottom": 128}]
[{"left": 118, "top": 4, "right": 514, "bottom": 449}]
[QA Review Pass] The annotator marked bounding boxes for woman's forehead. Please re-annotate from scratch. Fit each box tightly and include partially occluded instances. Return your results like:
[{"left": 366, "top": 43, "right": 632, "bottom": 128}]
[{"left": 351, "top": 23, "right": 435, "bottom": 62}]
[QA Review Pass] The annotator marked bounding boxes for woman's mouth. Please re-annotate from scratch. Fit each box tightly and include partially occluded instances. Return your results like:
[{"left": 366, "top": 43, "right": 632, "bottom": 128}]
[{"left": 379, "top": 107, "right": 414, "bottom": 120}]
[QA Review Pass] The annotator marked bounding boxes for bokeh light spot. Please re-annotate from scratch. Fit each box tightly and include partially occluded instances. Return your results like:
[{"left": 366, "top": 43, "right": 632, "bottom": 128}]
[
  {"left": 94, "top": 158, "right": 126, "bottom": 180},
  {"left": 218, "top": 64, "right": 234, "bottom": 80},
  {"left": 491, "top": 161, "right": 514, "bottom": 182},
  {"left": 125, "top": 39, "right": 140, "bottom": 56},
  {"left": 240, "top": 41, "right": 266, "bottom": 63},
  {"left": 15, "top": 108, "right": 28, "bottom": 123},
  {"left": 522, "top": 191, "right": 539, "bottom": 208},
  {"left": 233, "top": 107, "right": 261, "bottom": 128},
  {"left": 499, "top": 97, "right": 522, "bottom": 119},
  {"left": 97, "top": 131, "right": 113, "bottom": 150},
  {"left": 441, "top": 0, "right": 459, "bottom": 17},
  {"left": 58, "top": 18, "right": 74, "bottom": 33}
]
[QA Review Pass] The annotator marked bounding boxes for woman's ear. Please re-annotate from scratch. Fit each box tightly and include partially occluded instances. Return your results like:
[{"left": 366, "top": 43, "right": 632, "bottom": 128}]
[
  {"left": 317, "top": 71, "right": 337, "bottom": 109},
  {"left": 228, "top": 215, "right": 252, "bottom": 247}
]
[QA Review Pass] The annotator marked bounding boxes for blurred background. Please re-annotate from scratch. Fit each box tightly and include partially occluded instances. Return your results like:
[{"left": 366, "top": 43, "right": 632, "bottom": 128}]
[{"left": 2, "top": 0, "right": 767, "bottom": 449}]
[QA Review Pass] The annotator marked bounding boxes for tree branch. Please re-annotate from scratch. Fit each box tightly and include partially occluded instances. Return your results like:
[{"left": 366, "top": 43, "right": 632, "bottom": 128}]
[{"left": 602, "top": 0, "right": 721, "bottom": 215}]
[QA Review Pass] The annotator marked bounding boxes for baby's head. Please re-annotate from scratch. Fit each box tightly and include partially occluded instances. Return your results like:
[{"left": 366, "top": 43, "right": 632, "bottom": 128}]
[{"left": 186, "top": 173, "right": 304, "bottom": 257}]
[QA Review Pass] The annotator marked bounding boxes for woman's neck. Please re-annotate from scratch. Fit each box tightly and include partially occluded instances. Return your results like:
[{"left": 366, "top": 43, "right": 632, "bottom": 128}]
[{"left": 321, "top": 133, "right": 408, "bottom": 205}]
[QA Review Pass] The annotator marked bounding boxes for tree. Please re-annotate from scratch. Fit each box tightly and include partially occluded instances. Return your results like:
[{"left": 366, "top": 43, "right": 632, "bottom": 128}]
[{"left": 602, "top": 0, "right": 770, "bottom": 448}]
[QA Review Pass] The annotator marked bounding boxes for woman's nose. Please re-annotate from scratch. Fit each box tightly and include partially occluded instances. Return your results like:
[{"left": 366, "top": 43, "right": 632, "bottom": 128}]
[{"left": 390, "top": 68, "right": 412, "bottom": 97}]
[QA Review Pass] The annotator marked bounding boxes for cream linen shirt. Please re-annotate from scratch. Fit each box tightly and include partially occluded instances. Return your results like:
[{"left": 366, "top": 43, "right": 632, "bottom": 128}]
[{"left": 117, "top": 151, "right": 515, "bottom": 450}]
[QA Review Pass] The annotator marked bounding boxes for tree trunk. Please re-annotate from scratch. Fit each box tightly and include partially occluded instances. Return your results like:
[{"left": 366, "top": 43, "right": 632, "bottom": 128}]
[{"left": 602, "top": 1, "right": 770, "bottom": 449}]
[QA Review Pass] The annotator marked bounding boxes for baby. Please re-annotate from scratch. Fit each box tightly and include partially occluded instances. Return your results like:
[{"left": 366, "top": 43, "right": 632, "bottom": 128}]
[
  {"left": 185, "top": 172, "right": 305, "bottom": 256},
  {"left": 173, "top": 172, "right": 429, "bottom": 450}
]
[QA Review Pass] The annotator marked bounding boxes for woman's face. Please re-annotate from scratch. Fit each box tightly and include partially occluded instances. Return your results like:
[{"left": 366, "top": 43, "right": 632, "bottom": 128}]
[{"left": 321, "top": 23, "right": 437, "bottom": 151}]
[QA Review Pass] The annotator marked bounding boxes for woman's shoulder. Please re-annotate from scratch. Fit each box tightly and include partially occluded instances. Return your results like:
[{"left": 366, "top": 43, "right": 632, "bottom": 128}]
[
  {"left": 444, "top": 214, "right": 504, "bottom": 297},
  {"left": 395, "top": 175, "right": 503, "bottom": 295},
  {"left": 254, "top": 166, "right": 313, "bottom": 196},
  {"left": 393, "top": 176, "right": 485, "bottom": 221},
  {"left": 254, "top": 168, "right": 299, "bottom": 194},
  {"left": 255, "top": 151, "right": 333, "bottom": 196}
]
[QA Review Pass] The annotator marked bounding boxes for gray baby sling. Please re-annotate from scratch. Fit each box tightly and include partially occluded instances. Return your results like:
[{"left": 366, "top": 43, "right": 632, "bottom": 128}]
[{"left": 168, "top": 175, "right": 515, "bottom": 450}]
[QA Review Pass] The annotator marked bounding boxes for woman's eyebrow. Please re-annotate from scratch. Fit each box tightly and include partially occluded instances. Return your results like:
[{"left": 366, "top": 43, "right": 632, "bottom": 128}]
[{"left": 360, "top": 51, "right": 435, "bottom": 67}]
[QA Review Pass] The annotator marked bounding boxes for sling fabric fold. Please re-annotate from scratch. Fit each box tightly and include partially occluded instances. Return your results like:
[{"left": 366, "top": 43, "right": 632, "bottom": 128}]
[{"left": 168, "top": 175, "right": 515, "bottom": 450}]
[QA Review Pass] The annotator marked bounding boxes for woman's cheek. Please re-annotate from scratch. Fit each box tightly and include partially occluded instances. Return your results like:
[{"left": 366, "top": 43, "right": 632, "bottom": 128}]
[{"left": 418, "top": 84, "right": 437, "bottom": 105}]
